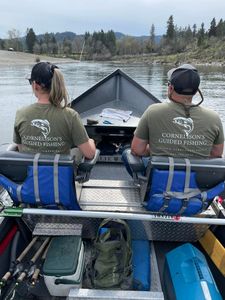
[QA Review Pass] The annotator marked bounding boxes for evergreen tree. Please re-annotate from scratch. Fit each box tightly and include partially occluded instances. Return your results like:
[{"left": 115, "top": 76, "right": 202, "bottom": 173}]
[
  {"left": 216, "top": 18, "right": 225, "bottom": 37},
  {"left": 208, "top": 17, "right": 217, "bottom": 37},
  {"left": 197, "top": 23, "right": 205, "bottom": 46},
  {"left": 148, "top": 24, "right": 156, "bottom": 52},
  {"left": 166, "top": 15, "right": 175, "bottom": 41},
  {"left": 26, "top": 28, "right": 36, "bottom": 53},
  {"left": 105, "top": 30, "right": 116, "bottom": 55},
  {"left": 185, "top": 25, "right": 193, "bottom": 42},
  {"left": 192, "top": 24, "right": 197, "bottom": 37},
  {"left": 84, "top": 32, "right": 90, "bottom": 41}
]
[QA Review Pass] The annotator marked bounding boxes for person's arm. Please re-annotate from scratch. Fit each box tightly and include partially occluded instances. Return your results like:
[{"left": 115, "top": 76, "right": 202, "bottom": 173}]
[
  {"left": 131, "top": 136, "right": 150, "bottom": 157},
  {"left": 7, "top": 143, "right": 20, "bottom": 151},
  {"left": 78, "top": 138, "right": 96, "bottom": 160},
  {"left": 13, "top": 111, "right": 22, "bottom": 152},
  {"left": 210, "top": 143, "right": 224, "bottom": 158}
]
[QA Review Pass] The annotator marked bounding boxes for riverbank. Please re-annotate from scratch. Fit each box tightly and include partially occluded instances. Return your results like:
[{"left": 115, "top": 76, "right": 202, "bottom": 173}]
[
  {"left": 110, "top": 53, "right": 225, "bottom": 67},
  {"left": 0, "top": 50, "right": 74, "bottom": 66},
  {"left": 0, "top": 49, "right": 224, "bottom": 68}
]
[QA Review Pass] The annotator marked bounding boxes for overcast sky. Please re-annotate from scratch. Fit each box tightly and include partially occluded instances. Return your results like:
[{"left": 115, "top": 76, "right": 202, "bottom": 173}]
[{"left": 1, "top": 0, "right": 225, "bottom": 38}]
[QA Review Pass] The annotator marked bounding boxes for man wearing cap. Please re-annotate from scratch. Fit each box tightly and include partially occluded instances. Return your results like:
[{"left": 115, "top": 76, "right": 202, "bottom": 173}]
[{"left": 130, "top": 64, "right": 224, "bottom": 159}]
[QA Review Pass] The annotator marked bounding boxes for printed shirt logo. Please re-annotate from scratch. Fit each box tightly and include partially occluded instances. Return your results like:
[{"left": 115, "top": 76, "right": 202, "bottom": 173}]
[
  {"left": 31, "top": 119, "right": 50, "bottom": 138},
  {"left": 173, "top": 117, "right": 194, "bottom": 138}
]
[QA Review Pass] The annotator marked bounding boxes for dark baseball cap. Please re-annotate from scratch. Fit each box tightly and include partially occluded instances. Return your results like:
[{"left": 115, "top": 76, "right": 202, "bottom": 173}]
[
  {"left": 30, "top": 62, "right": 58, "bottom": 89},
  {"left": 167, "top": 64, "right": 200, "bottom": 95}
]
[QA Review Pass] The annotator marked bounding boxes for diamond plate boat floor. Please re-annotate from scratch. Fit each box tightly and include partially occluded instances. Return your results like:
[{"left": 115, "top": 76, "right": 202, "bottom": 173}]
[{"left": 79, "top": 179, "right": 145, "bottom": 212}]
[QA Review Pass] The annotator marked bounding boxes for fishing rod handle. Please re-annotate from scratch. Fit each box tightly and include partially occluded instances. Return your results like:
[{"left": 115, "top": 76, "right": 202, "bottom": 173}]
[
  {"left": 1, "top": 271, "right": 11, "bottom": 282},
  {"left": 17, "top": 236, "right": 39, "bottom": 262},
  {"left": 31, "top": 268, "right": 40, "bottom": 285},
  {"left": 31, "top": 240, "right": 52, "bottom": 286},
  {"left": 17, "top": 272, "right": 26, "bottom": 283},
  {"left": 31, "top": 237, "right": 51, "bottom": 263}
]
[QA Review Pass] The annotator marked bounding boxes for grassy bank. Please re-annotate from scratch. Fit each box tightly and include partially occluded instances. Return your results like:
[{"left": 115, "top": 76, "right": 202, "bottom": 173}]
[{"left": 110, "top": 52, "right": 225, "bottom": 66}]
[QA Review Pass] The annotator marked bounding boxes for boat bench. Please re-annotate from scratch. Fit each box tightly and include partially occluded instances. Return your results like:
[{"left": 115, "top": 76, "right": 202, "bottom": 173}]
[{"left": 0, "top": 150, "right": 99, "bottom": 210}]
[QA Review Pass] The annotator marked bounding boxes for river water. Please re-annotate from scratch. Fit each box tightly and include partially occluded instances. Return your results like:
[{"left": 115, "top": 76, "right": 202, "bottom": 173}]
[{"left": 0, "top": 61, "right": 225, "bottom": 145}]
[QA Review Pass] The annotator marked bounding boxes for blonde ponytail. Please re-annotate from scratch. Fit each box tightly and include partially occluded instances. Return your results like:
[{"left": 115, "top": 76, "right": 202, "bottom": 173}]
[{"left": 49, "top": 68, "right": 68, "bottom": 108}]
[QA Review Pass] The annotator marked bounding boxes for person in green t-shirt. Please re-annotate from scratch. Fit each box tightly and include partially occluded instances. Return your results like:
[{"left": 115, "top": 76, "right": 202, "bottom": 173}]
[
  {"left": 13, "top": 62, "right": 96, "bottom": 159},
  {"left": 122, "top": 64, "right": 224, "bottom": 175}
]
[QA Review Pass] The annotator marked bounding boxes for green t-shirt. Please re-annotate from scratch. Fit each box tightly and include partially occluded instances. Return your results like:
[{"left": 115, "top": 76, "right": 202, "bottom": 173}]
[
  {"left": 134, "top": 101, "right": 224, "bottom": 158},
  {"left": 13, "top": 103, "right": 89, "bottom": 154}
]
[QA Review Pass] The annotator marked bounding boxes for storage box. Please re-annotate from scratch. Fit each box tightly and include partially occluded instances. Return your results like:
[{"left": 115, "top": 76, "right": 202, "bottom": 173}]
[
  {"left": 165, "top": 243, "right": 222, "bottom": 300},
  {"left": 43, "top": 236, "right": 84, "bottom": 297}
]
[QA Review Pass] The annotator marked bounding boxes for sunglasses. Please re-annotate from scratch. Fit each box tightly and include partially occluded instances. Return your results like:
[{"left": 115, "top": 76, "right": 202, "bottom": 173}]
[{"left": 28, "top": 78, "right": 33, "bottom": 85}]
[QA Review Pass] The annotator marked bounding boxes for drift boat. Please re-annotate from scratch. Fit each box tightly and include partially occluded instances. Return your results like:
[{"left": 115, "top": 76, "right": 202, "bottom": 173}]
[{"left": 0, "top": 69, "right": 225, "bottom": 300}]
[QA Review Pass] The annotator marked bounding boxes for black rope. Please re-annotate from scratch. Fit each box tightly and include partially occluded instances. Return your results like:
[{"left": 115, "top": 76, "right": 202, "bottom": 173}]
[{"left": 172, "top": 88, "right": 204, "bottom": 118}]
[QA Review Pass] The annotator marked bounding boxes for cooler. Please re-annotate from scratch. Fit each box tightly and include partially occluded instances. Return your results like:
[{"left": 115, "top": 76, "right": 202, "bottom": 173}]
[{"left": 43, "top": 236, "right": 84, "bottom": 297}]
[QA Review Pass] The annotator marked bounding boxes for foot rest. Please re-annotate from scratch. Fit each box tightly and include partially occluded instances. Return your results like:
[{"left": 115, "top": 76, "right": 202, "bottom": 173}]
[{"left": 33, "top": 222, "right": 82, "bottom": 236}]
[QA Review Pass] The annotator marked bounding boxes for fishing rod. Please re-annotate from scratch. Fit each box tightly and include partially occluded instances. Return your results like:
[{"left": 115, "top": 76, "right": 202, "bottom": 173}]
[
  {"left": 0, "top": 236, "right": 39, "bottom": 289},
  {"left": 31, "top": 239, "right": 51, "bottom": 286},
  {"left": 16, "top": 237, "right": 51, "bottom": 285}
]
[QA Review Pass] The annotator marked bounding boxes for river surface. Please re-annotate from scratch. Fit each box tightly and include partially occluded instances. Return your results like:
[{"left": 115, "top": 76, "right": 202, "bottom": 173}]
[{"left": 0, "top": 61, "right": 225, "bottom": 145}]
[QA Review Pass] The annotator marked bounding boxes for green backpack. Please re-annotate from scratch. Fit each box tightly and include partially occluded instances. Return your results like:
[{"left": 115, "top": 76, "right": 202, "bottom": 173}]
[{"left": 86, "top": 218, "right": 133, "bottom": 289}]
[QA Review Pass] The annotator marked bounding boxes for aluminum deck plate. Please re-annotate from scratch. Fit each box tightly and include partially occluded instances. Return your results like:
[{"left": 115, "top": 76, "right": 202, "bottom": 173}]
[
  {"left": 80, "top": 180, "right": 143, "bottom": 212},
  {"left": 33, "top": 222, "right": 82, "bottom": 236}
]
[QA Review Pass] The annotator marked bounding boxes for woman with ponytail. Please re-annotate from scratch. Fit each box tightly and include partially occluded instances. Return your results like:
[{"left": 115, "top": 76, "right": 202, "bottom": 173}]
[{"left": 13, "top": 62, "right": 96, "bottom": 159}]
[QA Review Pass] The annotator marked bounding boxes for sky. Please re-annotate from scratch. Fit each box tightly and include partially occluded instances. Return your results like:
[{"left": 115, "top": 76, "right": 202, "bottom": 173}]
[{"left": 1, "top": 0, "right": 225, "bottom": 38}]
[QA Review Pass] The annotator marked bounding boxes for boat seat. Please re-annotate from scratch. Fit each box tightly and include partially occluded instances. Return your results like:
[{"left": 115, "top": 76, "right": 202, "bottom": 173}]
[
  {"left": 124, "top": 150, "right": 225, "bottom": 216},
  {"left": 0, "top": 149, "right": 100, "bottom": 210}
]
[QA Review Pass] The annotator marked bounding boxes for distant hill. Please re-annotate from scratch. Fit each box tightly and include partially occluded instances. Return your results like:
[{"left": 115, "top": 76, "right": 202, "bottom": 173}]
[
  {"left": 35, "top": 31, "right": 162, "bottom": 44},
  {"left": 36, "top": 31, "right": 77, "bottom": 42},
  {"left": 114, "top": 32, "right": 161, "bottom": 44}
]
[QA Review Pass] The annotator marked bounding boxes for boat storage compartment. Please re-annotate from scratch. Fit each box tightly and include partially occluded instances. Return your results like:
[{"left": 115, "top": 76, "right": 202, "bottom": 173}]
[
  {"left": 43, "top": 236, "right": 85, "bottom": 297},
  {"left": 68, "top": 241, "right": 164, "bottom": 300}
]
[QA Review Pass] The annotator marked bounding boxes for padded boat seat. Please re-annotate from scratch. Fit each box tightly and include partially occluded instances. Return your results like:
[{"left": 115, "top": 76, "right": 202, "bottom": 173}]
[
  {"left": 0, "top": 150, "right": 99, "bottom": 209},
  {"left": 150, "top": 156, "right": 225, "bottom": 189},
  {"left": 124, "top": 150, "right": 225, "bottom": 216}
]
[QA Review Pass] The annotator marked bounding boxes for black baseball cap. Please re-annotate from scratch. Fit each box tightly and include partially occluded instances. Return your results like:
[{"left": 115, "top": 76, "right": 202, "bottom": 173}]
[
  {"left": 30, "top": 62, "right": 58, "bottom": 89},
  {"left": 167, "top": 64, "right": 200, "bottom": 95}
]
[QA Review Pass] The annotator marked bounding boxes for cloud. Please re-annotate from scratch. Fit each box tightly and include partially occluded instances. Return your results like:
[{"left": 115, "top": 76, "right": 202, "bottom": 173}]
[{"left": 0, "top": 0, "right": 225, "bottom": 38}]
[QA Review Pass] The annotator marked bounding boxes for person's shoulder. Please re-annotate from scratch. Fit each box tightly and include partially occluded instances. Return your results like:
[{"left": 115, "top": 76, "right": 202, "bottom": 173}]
[
  {"left": 62, "top": 107, "right": 79, "bottom": 118},
  {"left": 145, "top": 102, "right": 170, "bottom": 114},
  {"left": 199, "top": 106, "right": 221, "bottom": 119},
  {"left": 16, "top": 103, "right": 37, "bottom": 115}
]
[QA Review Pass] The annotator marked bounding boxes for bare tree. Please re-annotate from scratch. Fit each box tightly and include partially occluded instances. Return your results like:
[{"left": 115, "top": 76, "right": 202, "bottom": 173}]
[{"left": 7, "top": 29, "right": 22, "bottom": 51}]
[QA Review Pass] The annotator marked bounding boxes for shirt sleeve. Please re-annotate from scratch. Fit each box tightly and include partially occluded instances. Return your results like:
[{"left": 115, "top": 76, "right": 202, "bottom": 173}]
[
  {"left": 13, "top": 111, "right": 22, "bottom": 144},
  {"left": 214, "top": 117, "right": 224, "bottom": 145},
  {"left": 134, "top": 109, "right": 150, "bottom": 141},
  {"left": 71, "top": 111, "right": 89, "bottom": 146}
]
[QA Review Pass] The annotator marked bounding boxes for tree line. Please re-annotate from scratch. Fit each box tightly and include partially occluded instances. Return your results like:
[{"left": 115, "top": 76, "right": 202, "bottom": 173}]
[{"left": 1, "top": 16, "right": 225, "bottom": 60}]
